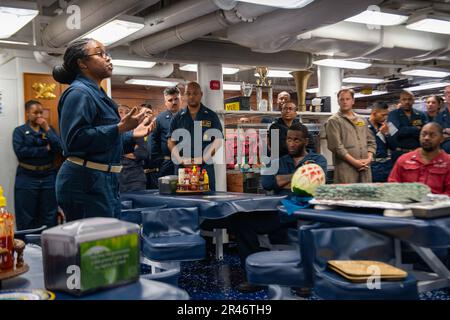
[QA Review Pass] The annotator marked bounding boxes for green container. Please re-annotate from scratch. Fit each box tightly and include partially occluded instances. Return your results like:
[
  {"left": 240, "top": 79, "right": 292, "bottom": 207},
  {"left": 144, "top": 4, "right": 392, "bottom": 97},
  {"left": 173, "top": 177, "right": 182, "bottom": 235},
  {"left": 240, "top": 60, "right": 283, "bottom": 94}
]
[{"left": 42, "top": 218, "right": 140, "bottom": 296}]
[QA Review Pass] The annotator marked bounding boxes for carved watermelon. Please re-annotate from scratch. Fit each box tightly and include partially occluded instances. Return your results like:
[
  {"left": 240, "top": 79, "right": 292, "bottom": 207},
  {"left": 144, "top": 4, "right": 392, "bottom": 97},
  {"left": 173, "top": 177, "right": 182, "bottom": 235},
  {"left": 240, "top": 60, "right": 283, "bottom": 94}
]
[{"left": 291, "top": 163, "right": 326, "bottom": 197}]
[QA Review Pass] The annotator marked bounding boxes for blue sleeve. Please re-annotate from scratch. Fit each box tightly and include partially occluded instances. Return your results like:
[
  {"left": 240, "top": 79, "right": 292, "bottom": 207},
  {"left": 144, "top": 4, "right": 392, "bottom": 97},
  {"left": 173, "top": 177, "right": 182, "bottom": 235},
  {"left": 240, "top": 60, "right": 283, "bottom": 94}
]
[
  {"left": 314, "top": 155, "right": 328, "bottom": 174},
  {"left": 168, "top": 115, "right": 178, "bottom": 139},
  {"left": 12, "top": 128, "right": 48, "bottom": 159},
  {"left": 211, "top": 113, "right": 223, "bottom": 133},
  {"left": 133, "top": 137, "right": 149, "bottom": 161},
  {"left": 149, "top": 120, "right": 162, "bottom": 161},
  {"left": 261, "top": 159, "right": 281, "bottom": 192},
  {"left": 46, "top": 127, "right": 62, "bottom": 153},
  {"left": 122, "top": 131, "right": 135, "bottom": 154},
  {"left": 60, "top": 89, "right": 120, "bottom": 153},
  {"left": 386, "top": 134, "right": 397, "bottom": 150}
]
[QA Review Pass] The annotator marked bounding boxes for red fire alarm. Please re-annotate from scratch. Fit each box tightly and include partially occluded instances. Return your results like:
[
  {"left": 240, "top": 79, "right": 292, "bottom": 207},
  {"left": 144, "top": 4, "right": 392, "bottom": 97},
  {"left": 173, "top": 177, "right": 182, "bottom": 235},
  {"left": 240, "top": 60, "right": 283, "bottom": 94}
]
[{"left": 210, "top": 80, "right": 221, "bottom": 90}]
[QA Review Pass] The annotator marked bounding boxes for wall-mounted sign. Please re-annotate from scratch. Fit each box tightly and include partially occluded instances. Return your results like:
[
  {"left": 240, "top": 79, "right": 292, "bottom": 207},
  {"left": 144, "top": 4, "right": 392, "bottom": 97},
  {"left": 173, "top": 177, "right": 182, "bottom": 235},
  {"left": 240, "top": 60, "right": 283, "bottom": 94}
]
[
  {"left": 32, "top": 82, "right": 57, "bottom": 100},
  {"left": 210, "top": 80, "right": 221, "bottom": 90}
]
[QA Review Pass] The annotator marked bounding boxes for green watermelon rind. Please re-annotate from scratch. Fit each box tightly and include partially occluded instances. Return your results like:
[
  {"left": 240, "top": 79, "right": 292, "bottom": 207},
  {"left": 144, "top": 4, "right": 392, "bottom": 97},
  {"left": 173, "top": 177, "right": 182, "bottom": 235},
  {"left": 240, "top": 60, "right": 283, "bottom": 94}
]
[{"left": 292, "top": 186, "right": 313, "bottom": 197}]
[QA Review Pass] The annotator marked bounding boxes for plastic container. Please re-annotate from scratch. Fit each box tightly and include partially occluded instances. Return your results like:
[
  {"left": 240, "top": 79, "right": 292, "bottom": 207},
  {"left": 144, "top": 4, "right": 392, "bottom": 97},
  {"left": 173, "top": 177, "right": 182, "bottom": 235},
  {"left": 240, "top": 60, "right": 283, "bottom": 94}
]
[{"left": 41, "top": 218, "right": 140, "bottom": 296}]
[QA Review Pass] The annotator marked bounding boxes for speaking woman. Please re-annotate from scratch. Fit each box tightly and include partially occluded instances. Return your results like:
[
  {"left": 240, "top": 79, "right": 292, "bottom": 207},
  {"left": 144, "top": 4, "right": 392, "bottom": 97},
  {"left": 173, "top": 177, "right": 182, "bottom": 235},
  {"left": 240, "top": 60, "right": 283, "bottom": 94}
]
[{"left": 53, "top": 38, "right": 154, "bottom": 221}]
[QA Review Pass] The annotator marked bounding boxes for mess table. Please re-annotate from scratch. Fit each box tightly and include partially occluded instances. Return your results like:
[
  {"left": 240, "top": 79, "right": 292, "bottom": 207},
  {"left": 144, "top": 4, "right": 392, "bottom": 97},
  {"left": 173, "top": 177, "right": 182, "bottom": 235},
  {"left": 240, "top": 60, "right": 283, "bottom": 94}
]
[
  {"left": 1, "top": 245, "right": 190, "bottom": 300},
  {"left": 121, "top": 190, "right": 286, "bottom": 259},
  {"left": 280, "top": 206, "right": 450, "bottom": 293}
]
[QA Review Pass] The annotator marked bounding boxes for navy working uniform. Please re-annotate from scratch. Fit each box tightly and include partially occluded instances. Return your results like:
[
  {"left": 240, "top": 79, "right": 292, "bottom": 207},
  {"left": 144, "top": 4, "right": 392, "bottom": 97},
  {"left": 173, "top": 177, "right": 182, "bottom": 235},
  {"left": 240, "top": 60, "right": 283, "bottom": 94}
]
[
  {"left": 147, "top": 109, "right": 176, "bottom": 184},
  {"left": 56, "top": 75, "right": 135, "bottom": 221},
  {"left": 119, "top": 137, "right": 148, "bottom": 193},
  {"left": 268, "top": 118, "right": 315, "bottom": 157},
  {"left": 367, "top": 120, "right": 396, "bottom": 182},
  {"left": 387, "top": 108, "right": 428, "bottom": 163},
  {"left": 168, "top": 104, "right": 222, "bottom": 191},
  {"left": 13, "top": 123, "right": 62, "bottom": 230},
  {"left": 231, "top": 152, "right": 327, "bottom": 267},
  {"left": 436, "top": 107, "right": 450, "bottom": 153},
  {"left": 261, "top": 153, "right": 328, "bottom": 195}
]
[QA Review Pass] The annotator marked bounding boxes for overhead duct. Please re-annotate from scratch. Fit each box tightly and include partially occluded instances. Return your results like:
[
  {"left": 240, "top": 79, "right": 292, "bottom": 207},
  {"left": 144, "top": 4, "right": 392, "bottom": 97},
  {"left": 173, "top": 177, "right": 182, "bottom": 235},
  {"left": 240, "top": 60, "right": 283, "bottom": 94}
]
[
  {"left": 33, "top": 51, "right": 62, "bottom": 69},
  {"left": 226, "top": 0, "right": 383, "bottom": 53},
  {"left": 42, "top": 0, "right": 159, "bottom": 48},
  {"left": 294, "top": 21, "right": 450, "bottom": 61},
  {"left": 110, "top": 0, "right": 235, "bottom": 48},
  {"left": 130, "top": 3, "right": 275, "bottom": 57},
  {"left": 150, "top": 40, "right": 313, "bottom": 70}
]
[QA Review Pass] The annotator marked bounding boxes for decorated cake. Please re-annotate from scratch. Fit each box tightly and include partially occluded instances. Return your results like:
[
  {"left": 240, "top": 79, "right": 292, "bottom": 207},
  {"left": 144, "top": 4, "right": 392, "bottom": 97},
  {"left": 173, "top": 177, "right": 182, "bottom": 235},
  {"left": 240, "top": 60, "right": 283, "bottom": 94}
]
[{"left": 315, "top": 183, "right": 430, "bottom": 203}]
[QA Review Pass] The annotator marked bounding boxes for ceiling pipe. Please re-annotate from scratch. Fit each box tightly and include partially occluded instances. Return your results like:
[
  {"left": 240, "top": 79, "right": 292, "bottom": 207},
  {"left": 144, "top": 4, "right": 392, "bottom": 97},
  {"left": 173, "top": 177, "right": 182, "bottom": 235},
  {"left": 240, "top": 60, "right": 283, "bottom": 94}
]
[
  {"left": 294, "top": 21, "right": 449, "bottom": 61},
  {"left": 226, "top": 0, "right": 383, "bottom": 53},
  {"left": 42, "top": 0, "right": 159, "bottom": 48},
  {"left": 110, "top": 0, "right": 236, "bottom": 49},
  {"left": 130, "top": 3, "right": 275, "bottom": 57},
  {"left": 149, "top": 40, "right": 313, "bottom": 70}
]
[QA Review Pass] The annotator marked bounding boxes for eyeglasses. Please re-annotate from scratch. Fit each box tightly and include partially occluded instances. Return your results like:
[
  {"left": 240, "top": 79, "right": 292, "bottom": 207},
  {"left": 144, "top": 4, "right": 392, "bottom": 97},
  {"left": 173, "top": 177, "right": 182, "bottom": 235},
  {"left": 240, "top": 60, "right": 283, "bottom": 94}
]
[{"left": 85, "top": 50, "right": 111, "bottom": 59}]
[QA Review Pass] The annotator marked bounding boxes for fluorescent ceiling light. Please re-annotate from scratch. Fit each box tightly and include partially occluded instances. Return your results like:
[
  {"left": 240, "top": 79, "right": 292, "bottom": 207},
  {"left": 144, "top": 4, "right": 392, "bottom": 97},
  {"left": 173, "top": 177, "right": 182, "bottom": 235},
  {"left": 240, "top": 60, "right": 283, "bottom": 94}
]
[
  {"left": 0, "top": 39, "right": 29, "bottom": 45},
  {"left": 0, "top": 2, "right": 39, "bottom": 39},
  {"left": 406, "top": 12, "right": 450, "bottom": 35},
  {"left": 253, "top": 70, "right": 293, "bottom": 78},
  {"left": 406, "top": 82, "right": 450, "bottom": 92},
  {"left": 313, "top": 59, "right": 371, "bottom": 69},
  {"left": 343, "top": 76, "right": 384, "bottom": 84},
  {"left": 125, "top": 79, "right": 179, "bottom": 87},
  {"left": 306, "top": 87, "right": 319, "bottom": 93},
  {"left": 83, "top": 16, "right": 144, "bottom": 46},
  {"left": 223, "top": 83, "right": 241, "bottom": 91},
  {"left": 179, "top": 64, "right": 240, "bottom": 75},
  {"left": 355, "top": 90, "right": 388, "bottom": 98},
  {"left": 235, "top": 0, "right": 314, "bottom": 9},
  {"left": 401, "top": 67, "right": 450, "bottom": 78},
  {"left": 345, "top": 9, "right": 408, "bottom": 26},
  {"left": 112, "top": 59, "right": 156, "bottom": 69}
]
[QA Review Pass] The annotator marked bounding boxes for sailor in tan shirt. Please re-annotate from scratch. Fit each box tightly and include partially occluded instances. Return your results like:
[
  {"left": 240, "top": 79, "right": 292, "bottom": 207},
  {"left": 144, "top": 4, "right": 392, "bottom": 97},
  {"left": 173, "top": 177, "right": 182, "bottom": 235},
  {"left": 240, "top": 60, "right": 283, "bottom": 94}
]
[{"left": 325, "top": 89, "right": 376, "bottom": 183}]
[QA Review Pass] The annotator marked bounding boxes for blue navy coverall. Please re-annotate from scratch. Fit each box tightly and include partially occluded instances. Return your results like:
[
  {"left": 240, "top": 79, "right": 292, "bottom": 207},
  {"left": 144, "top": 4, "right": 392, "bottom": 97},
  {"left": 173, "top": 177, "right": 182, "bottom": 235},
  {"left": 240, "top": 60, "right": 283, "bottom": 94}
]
[
  {"left": 119, "top": 137, "right": 148, "bottom": 193},
  {"left": 56, "top": 75, "right": 135, "bottom": 221},
  {"left": 13, "top": 123, "right": 62, "bottom": 230},
  {"left": 367, "top": 120, "right": 396, "bottom": 182},
  {"left": 148, "top": 109, "right": 176, "bottom": 180},
  {"left": 387, "top": 108, "right": 428, "bottom": 162},
  {"left": 168, "top": 104, "right": 223, "bottom": 191},
  {"left": 436, "top": 108, "right": 450, "bottom": 154}
]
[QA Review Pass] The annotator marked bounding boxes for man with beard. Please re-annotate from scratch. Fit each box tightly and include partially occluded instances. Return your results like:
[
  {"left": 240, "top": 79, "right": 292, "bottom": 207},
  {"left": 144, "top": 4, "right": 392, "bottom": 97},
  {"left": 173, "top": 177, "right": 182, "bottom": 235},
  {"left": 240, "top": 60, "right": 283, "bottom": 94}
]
[{"left": 389, "top": 122, "right": 450, "bottom": 196}]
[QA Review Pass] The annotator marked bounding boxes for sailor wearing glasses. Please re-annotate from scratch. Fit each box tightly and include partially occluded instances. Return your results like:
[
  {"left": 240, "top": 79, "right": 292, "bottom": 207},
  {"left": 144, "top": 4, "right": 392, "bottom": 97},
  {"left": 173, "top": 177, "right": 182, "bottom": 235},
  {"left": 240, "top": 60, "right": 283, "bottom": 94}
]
[{"left": 53, "top": 38, "right": 154, "bottom": 221}]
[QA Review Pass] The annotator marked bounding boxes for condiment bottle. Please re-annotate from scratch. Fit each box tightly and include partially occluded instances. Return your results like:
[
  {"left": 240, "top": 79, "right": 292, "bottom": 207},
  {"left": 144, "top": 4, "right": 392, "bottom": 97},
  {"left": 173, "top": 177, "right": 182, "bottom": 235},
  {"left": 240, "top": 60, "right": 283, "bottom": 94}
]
[{"left": 0, "top": 186, "right": 14, "bottom": 271}]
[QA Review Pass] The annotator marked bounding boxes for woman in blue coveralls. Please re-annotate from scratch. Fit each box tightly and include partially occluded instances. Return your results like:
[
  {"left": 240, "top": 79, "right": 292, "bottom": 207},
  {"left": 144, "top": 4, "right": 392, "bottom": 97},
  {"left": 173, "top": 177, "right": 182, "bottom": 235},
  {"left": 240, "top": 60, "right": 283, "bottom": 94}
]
[
  {"left": 52, "top": 38, "right": 154, "bottom": 222},
  {"left": 12, "top": 100, "right": 62, "bottom": 230}
]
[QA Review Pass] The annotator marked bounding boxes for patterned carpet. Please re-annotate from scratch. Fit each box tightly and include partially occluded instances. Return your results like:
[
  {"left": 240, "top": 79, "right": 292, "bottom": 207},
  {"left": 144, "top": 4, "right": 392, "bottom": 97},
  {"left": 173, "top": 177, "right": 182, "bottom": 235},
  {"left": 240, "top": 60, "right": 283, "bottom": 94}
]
[{"left": 173, "top": 246, "right": 450, "bottom": 300}]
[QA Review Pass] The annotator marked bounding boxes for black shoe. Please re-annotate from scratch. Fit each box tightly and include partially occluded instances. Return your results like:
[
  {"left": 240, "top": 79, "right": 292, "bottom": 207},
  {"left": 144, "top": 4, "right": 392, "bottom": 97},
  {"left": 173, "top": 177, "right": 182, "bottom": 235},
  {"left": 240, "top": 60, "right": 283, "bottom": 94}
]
[
  {"left": 236, "top": 281, "right": 267, "bottom": 293},
  {"left": 291, "top": 287, "right": 312, "bottom": 298}
]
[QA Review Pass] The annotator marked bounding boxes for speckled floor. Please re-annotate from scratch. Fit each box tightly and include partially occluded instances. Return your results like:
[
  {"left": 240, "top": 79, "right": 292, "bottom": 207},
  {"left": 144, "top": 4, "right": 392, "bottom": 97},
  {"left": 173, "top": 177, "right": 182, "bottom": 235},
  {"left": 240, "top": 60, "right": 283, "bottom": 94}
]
[{"left": 173, "top": 245, "right": 450, "bottom": 300}]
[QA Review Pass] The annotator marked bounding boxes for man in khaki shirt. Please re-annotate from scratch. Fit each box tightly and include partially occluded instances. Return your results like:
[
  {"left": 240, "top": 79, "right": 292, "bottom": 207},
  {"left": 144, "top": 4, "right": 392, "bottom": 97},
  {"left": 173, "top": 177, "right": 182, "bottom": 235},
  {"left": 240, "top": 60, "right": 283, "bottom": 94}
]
[{"left": 325, "top": 89, "right": 376, "bottom": 183}]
